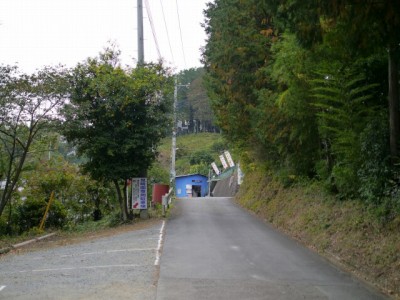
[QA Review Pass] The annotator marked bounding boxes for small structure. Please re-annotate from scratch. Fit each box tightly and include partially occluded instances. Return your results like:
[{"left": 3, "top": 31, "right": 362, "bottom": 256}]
[{"left": 175, "top": 174, "right": 208, "bottom": 198}]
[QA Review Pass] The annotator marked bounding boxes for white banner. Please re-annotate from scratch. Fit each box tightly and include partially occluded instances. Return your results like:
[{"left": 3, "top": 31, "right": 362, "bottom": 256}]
[
  {"left": 132, "top": 178, "right": 147, "bottom": 209},
  {"left": 211, "top": 162, "right": 220, "bottom": 175},
  {"left": 219, "top": 154, "right": 228, "bottom": 169},
  {"left": 224, "top": 151, "right": 235, "bottom": 168}
]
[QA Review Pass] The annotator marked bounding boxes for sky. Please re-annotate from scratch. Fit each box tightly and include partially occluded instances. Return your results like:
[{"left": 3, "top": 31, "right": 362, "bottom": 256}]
[{"left": 0, "top": 0, "right": 210, "bottom": 74}]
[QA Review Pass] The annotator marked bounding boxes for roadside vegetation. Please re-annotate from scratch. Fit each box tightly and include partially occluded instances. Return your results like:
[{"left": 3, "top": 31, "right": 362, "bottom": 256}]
[
  {"left": 157, "top": 132, "right": 225, "bottom": 177},
  {"left": 0, "top": 45, "right": 174, "bottom": 241},
  {"left": 202, "top": 1, "right": 399, "bottom": 298},
  {"left": 0, "top": 41, "right": 218, "bottom": 245},
  {"left": 237, "top": 170, "right": 400, "bottom": 298}
]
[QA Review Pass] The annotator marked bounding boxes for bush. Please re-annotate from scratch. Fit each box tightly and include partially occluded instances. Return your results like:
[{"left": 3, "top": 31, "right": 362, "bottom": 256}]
[
  {"left": 358, "top": 116, "right": 391, "bottom": 203},
  {"left": 0, "top": 217, "right": 8, "bottom": 236},
  {"left": 211, "top": 140, "right": 226, "bottom": 153},
  {"left": 17, "top": 197, "right": 67, "bottom": 232},
  {"left": 331, "top": 164, "right": 359, "bottom": 199},
  {"left": 189, "top": 150, "right": 214, "bottom": 165}
]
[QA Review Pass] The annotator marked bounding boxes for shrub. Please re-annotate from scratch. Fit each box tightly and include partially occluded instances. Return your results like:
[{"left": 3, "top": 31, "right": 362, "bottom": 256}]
[
  {"left": 189, "top": 150, "right": 214, "bottom": 165},
  {"left": 17, "top": 197, "right": 67, "bottom": 232},
  {"left": 358, "top": 115, "right": 391, "bottom": 204}
]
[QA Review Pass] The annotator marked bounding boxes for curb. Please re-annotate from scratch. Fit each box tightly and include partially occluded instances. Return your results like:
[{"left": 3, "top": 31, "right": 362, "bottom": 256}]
[{"left": 0, "top": 232, "right": 56, "bottom": 255}]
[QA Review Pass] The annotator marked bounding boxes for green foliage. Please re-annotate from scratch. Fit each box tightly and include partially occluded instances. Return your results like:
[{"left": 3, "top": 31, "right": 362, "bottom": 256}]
[
  {"left": 358, "top": 115, "right": 391, "bottom": 203},
  {"left": 210, "top": 140, "right": 226, "bottom": 153},
  {"left": 0, "top": 65, "right": 68, "bottom": 218},
  {"left": 62, "top": 47, "right": 173, "bottom": 221},
  {"left": 189, "top": 150, "right": 214, "bottom": 166},
  {"left": 203, "top": 0, "right": 273, "bottom": 143},
  {"left": 157, "top": 133, "right": 225, "bottom": 177},
  {"left": 16, "top": 197, "right": 67, "bottom": 232},
  {"left": 203, "top": 0, "right": 397, "bottom": 212},
  {"left": 148, "top": 162, "right": 170, "bottom": 185},
  {"left": 312, "top": 63, "right": 379, "bottom": 197}
]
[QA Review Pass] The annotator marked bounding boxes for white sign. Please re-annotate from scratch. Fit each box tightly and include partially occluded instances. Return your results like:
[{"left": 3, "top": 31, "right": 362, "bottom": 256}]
[
  {"left": 211, "top": 162, "right": 220, "bottom": 175},
  {"left": 224, "top": 151, "right": 235, "bottom": 168},
  {"left": 132, "top": 178, "right": 147, "bottom": 209},
  {"left": 219, "top": 154, "right": 228, "bottom": 169}
]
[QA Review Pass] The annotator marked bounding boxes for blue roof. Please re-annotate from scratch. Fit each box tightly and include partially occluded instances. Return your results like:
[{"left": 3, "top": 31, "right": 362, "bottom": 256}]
[{"left": 175, "top": 173, "right": 208, "bottom": 179}]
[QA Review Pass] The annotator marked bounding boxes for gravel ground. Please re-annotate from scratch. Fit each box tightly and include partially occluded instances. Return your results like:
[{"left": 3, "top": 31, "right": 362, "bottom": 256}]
[{"left": 0, "top": 219, "right": 164, "bottom": 300}]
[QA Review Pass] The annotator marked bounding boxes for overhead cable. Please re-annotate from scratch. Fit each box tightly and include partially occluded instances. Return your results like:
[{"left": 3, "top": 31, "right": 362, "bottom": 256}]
[
  {"left": 159, "top": 0, "right": 175, "bottom": 65},
  {"left": 175, "top": 0, "right": 187, "bottom": 68},
  {"left": 144, "top": 0, "right": 162, "bottom": 60}
]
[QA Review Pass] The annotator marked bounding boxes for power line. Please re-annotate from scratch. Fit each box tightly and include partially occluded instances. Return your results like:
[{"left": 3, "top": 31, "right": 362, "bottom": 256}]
[
  {"left": 144, "top": 0, "right": 162, "bottom": 60},
  {"left": 175, "top": 0, "right": 187, "bottom": 68},
  {"left": 159, "top": 0, "right": 175, "bottom": 65}
]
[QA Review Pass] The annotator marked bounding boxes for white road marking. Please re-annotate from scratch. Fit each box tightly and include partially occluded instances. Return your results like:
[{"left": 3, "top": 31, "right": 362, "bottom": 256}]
[
  {"left": 0, "top": 285, "right": 6, "bottom": 291},
  {"left": 154, "top": 220, "right": 166, "bottom": 266},
  {"left": 17, "top": 264, "right": 140, "bottom": 273},
  {"left": 58, "top": 248, "right": 156, "bottom": 258}
]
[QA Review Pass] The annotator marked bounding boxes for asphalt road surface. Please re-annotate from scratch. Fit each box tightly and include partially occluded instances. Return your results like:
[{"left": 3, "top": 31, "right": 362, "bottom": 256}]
[
  {"left": 0, "top": 221, "right": 164, "bottom": 300},
  {"left": 156, "top": 197, "right": 389, "bottom": 300}
]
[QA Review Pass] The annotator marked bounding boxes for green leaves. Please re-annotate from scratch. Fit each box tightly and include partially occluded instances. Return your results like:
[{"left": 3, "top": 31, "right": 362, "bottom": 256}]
[{"left": 62, "top": 49, "right": 173, "bottom": 183}]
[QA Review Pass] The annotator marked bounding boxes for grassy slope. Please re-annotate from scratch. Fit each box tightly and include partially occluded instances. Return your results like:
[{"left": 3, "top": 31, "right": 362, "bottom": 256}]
[
  {"left": 237, "top": 170, "right": 400, "bottom": 299},
  {"left": 157, "top": 132, "right": 225, "bottom": 175}
]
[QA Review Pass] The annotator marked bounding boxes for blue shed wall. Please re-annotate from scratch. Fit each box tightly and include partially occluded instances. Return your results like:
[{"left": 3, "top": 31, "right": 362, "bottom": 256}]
[{"left": 175, "top": 174, "right": 208, "bottom": 197}]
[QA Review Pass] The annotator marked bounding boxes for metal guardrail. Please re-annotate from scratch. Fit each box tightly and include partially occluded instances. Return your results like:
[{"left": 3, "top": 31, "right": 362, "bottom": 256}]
[{"left": 161, "top": 188, "right": 173, "bottom": 217}]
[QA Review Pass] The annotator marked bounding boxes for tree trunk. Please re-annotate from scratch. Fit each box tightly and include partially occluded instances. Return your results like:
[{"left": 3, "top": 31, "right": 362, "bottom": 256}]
[
  {"left": 388, "top": 44, "right": 400, "bottom": 161},
  {"left": 123, "top": 180, "right": 134, "bottom": 220},
  {"left": 0, "top": 133, "right": 32, "bottom": 217},
  {"left": 113, "top": 179, "right": 128, "bottom": 221}
]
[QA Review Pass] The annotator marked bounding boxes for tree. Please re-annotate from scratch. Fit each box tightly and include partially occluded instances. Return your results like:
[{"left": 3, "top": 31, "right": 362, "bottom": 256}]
[
  {"left": 269, "top": 0, "right": 400, "bottom": 159},
  {"left": 187, "top": 72, "right": 217, "bottom": 133},
  {"left": 202, "top": 0, "right": 275, "bottom": 145},
  {"left": 175, "top": 68, "right": 217, "bottom": 134},
  {"left": 62, "top": 49, "right": 173, "bottom": 221},
  {"left": 0, "top": 65, "right": 67, "bottom": 218}
]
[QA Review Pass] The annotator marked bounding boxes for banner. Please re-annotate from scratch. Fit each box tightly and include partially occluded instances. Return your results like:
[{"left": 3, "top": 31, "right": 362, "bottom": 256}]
[
  {"left": 219, "top": 154, "right": 228, "bottom": 169},
  {"left": 211, "top": 162, "right": 220, "bottom": 175},
  {"left": 132, "top": 178, "right": 147, "bottom": 209},
  {"left": 224, "top": 150, "right": 235, "bottom": 168}
]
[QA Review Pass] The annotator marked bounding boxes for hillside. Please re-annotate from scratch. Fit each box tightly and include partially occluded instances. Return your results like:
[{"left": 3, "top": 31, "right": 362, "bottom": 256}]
[{"left": 156, "top": 132, "right": 225, "bottom": 177}]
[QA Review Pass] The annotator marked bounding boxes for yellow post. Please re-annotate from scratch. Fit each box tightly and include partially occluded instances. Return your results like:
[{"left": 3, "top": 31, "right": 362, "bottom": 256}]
[{"left": 39, "top": 191, "right": 55, "bottom": 231}]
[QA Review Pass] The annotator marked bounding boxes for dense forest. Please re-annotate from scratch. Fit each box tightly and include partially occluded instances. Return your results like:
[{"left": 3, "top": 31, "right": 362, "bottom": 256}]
[{"left": 202, "top": 0, "right": 400, "bottom": 217}]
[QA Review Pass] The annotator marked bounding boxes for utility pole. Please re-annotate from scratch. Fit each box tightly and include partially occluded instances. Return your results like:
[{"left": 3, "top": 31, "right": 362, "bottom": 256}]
[
  {"left": 137, "top": 0, "right": 144, "bottom": 64},
  {"left": 137, "top": 0, "right": 147, "bottom": 220},
  {"left": 170, "top": 77, "right": 178, "bottom": 185},
  {"left": 170, "top": 80, "right": 190, "bottom": 187}
]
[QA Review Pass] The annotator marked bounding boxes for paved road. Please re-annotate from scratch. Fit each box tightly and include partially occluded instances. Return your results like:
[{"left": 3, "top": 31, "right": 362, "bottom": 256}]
[
  {"left": 156, "top": 197, "right": 388, "bottom": 300},
  {"left": 0, "top": 221, "right": 164, "bottom": 300}
]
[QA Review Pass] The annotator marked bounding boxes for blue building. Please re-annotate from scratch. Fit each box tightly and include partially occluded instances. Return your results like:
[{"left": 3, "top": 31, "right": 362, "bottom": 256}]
[{"left": 175, "top": 174, "right": 209, "bottom": 198}]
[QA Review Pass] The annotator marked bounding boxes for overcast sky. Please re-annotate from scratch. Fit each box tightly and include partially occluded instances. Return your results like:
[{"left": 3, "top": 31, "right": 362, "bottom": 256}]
[{"left": 0, "top": 0, "right": 209, "bottom": 74}]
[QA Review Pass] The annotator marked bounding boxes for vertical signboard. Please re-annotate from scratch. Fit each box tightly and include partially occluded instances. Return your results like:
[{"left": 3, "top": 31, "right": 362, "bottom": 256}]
[
  {"left": 224, "top": 151, "right": 235, "bottom": 168},
  {"left": 132, "top": 178, "right": 147, "bottom": 209},
  {"left": 211, "top": 162, "right": 220, "bottom": 175},
  {"left": 219, "top": 154, "right": 228, "bottom": 169}
]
